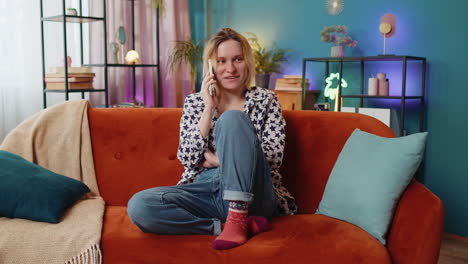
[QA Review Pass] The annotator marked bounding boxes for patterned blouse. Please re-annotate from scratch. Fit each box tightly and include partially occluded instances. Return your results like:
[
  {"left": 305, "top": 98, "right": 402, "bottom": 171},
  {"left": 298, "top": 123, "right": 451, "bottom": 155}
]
[{"left": 176, "top": 86, "right": 297, "bottom": 215}]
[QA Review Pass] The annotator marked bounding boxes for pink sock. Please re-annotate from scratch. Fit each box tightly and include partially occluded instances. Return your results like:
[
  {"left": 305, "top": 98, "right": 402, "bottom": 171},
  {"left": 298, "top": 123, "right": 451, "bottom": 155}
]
[
  {"left": 212, "top": 201, "right": 248, "bottom": 250},
  {"left": 247, "top": 216, "right": 271, "bottom": 237},
  {"left": 220, "top": 216, "right": 271, "bottom": 238}
]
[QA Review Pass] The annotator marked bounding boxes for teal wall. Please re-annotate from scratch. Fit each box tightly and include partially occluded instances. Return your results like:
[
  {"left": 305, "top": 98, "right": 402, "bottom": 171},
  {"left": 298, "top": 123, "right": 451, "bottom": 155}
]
[{"left": 189, "top": 0, "right": 468, "bottom": 237}]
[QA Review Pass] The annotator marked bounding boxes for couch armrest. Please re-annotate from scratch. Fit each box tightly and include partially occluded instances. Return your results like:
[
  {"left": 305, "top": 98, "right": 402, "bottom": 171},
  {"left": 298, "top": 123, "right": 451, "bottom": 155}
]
[{"left": 387, "top": 181, "right": 444, "bottom": 264}]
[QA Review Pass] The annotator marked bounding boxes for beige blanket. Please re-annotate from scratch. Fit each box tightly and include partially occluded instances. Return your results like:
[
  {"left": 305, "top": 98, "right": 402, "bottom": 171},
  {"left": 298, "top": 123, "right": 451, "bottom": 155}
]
[{"left": 0, "top": 100, "right": 105, "bottom": 264}]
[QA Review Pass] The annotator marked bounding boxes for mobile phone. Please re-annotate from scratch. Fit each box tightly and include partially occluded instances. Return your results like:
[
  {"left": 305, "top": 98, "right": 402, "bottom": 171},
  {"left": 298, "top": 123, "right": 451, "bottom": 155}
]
[{"left": 208, "top": 59, "right": 216, "bottom": 96}]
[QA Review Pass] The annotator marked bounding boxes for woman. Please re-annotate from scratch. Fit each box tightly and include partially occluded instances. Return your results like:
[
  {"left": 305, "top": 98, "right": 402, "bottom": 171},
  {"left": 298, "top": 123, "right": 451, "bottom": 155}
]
[{"left": 128, "top": 28, "right": 297, "bottom": 250}]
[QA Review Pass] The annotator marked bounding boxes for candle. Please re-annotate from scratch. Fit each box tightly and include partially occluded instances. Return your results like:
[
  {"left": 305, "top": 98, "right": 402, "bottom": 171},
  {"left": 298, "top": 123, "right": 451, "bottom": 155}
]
[{"left": 368, "top": 77, "right": 378, "bottom": 96}]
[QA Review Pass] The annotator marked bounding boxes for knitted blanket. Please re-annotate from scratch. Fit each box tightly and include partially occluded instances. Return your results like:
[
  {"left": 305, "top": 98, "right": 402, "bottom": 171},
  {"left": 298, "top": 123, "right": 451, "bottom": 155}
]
[{"left": 0, "top": 100, "right": 105, "bottom": 264}]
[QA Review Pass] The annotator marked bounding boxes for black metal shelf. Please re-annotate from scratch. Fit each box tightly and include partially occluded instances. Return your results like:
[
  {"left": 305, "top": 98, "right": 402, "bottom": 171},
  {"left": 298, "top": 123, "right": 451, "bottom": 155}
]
[
  {"left": 301, "top": 55, "right": 427, "bottom": 136},
  {"left": 341, "top": 95, "right": 424, "bottom": 99},
  {"left": 83, "top": 63, "right": 159, "bottom": 67},
  {"left": 42, "top": 15, "right": 104, "bottom": 23},
  {"left": 40, "top": 0, "right": 161, "bottom": 108},
  {"left": 45, "top": 89, "right": 106, "bottom": 93},
  {"left": 304, "top": 55, "right": 426, "bottom": 63}
]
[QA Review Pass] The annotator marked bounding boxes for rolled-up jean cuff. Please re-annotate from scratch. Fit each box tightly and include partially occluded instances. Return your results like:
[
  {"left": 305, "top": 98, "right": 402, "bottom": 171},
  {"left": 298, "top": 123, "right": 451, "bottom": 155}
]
[
  {"left": 213, "top": 219, "right": 222, "bottom": 235},
  {"left": 223, "top": 190, "right": 254, "bottom": 202}
]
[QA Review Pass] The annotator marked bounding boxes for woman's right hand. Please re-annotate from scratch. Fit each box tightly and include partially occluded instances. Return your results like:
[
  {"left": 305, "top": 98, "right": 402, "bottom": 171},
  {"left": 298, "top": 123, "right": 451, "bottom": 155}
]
[
  {"left": 200, "top": 73, "right": 218, "bottom": 111},
  {"left": 198, "top": 73, "right": 218, "bottom": 138},
  {"left": 201, "top": 150, "right": 220, "bottom": 168}
]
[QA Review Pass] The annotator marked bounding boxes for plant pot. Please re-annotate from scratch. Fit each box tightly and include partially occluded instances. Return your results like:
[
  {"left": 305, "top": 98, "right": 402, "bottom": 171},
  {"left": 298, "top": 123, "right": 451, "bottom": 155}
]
[
  {"left": 331, "top": 45, "right": 345, "bottom": 58},
  {"left": 256, "top": 73, "right": 271, "bottom": 89}
]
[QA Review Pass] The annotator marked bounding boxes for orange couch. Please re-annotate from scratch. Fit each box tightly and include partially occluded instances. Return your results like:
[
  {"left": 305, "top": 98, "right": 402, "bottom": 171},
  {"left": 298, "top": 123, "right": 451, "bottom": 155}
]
[{"left": 88, "top": 108, "right": 444, "bottom": 264}]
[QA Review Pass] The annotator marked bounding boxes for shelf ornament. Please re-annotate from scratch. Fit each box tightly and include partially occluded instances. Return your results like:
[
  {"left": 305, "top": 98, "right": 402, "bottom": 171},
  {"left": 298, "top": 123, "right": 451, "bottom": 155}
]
[
  {"left": 320, "top": 25, "right": 357, "bottom": 57},
  {"left": 324, "top": 72, "right": 348, "bottom": 111},
  {"left": 66, "top": 8, "right": 78, "bottom": 16},
  {"left": 118, "top": 26, "right": 127, "bottom": 63},
  {"left": 324, "top": 72, "right": 348, "bottom": 100},
  {"left": 110, "top": 42, "right": 119, "bottom": 64},
  {"left": 379, "top": 13, "right": 396, "bottom": 55},
  {"left": 58, "top": 55, "right": 72, "bottom": 68},
  {"left": 125, "top": 50, "right": 141, "bottom": 65}
]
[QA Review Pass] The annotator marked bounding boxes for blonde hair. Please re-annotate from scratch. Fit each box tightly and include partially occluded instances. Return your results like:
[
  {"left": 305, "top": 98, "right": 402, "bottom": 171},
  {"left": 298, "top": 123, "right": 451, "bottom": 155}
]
[{"left": 202, "top": 28, "right": 256, "bottom": 90}]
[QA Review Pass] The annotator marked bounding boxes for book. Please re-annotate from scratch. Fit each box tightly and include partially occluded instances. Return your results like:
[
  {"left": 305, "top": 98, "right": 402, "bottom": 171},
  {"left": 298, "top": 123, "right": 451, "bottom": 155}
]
[
  {"left": 46, "top": 82, "right": 94, "bottom": 90},
  {"left": 276, "top": 78, "right": 308, "bottom": 86},
  {"left": 274, "top": 87, "right": 303, "bottom": 92},
  {"left": 46, "top": 72, "right": 96, "bottom": 78},
  {"left": 283, "top": 75, "right": 304, "bottom": 79},
  {"left": 52, "top": 67, "right": 94, "bottom": 74},
  {"left": 275, "top": 78, "right": 309, "bottom": 88},
  {"left": 45, "top": 76, "right": 95, "bottom": 83}
]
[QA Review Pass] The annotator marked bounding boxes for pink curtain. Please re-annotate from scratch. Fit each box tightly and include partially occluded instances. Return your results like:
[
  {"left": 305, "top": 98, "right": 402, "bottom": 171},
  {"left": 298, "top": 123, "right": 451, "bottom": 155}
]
[
  {"left": 160, "top": 0, "right": 193, "bottom": 107},
  {"left": 89, "top": 0, "right": 192, "bottom": 108}
]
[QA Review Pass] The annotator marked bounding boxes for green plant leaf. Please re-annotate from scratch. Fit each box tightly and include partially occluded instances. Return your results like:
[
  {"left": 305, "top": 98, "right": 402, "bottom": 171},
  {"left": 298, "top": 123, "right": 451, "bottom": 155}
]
[
  {"left": 167, "top": 40, "right": 203, "bottom": 83},
  {"left": 151, "top": 0, "right": 165, "bottom": 15},
  {"left": 245, "top": 32, "right": 289, "bottom": 74}
]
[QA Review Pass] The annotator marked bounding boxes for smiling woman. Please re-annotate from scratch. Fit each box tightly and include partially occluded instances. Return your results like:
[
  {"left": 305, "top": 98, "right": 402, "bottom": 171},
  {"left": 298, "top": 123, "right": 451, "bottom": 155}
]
[
  {"left": 203, "top": 28, "right": 256, "bottom": 95},
  {"left": 127, "top": 28, "right": 297, "bottom": 251},
  {"left": 212, "top": 41, "right": 247, "bottom": 93}
]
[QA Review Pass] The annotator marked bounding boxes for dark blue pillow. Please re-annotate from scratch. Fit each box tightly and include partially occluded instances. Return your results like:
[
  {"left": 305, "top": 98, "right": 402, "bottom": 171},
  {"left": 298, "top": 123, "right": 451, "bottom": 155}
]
[{"left": 0, "top": 150, "right": 90, "bottom": 223}]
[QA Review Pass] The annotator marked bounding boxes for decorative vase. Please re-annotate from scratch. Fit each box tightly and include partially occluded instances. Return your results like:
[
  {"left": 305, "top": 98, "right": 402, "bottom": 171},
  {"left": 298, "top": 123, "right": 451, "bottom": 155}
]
[
  {"left": 331, "top": 45, "right": 345, "bottom": 58},
  {"left": 109, "top": 42, "right": 119, "bottom": 64},
  {"left": 256, "top": 73, "right": 271, "bottom": 89},
  {"left": 66, "top": 8, "right": 78, "bottom": 16},
  {"left": 377, "top": 73, "right": 389, "bottom": 96},
  {"left": 368, "top": 77, "right": 378, "bottom": 96}
]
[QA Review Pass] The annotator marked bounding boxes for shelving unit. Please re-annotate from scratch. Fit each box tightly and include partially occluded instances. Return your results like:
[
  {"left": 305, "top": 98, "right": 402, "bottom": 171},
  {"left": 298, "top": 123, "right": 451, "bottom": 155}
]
[
  {"left": 40, "top": 0, "right": 161, "bottom": 108},
  {"left": 301, "top": 55, "right": 426, "bottom": 136}
]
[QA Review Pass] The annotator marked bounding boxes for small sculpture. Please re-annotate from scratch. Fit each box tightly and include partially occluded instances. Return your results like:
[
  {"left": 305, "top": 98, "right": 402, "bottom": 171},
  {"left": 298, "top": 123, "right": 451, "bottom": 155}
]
[
  {"left": 118, "top": 26, "right": 127, "bottom": 64},
  {"left": 379, "top": 13, "right": 396, "bottom": 55},
  {"left": 66, "top": 8, "right": 78, "bottom": 16},
  {"left": 125, "top": 50, "right": 141, "bottom": 64},
  {"left": 109, "top": 42, "right": 119, "bottom": 64},
  {"left": 58, "top": 55, "right": 72, "bottom": 67}
]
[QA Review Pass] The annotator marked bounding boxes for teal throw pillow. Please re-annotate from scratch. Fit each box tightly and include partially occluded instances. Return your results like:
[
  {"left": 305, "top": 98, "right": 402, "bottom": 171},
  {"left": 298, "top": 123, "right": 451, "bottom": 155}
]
[
  {"left": 316, "top": 129, "right": 427, "bottom": 244},
  {"left": 0, "top": 150, "right": 90, "bottom": 223}
]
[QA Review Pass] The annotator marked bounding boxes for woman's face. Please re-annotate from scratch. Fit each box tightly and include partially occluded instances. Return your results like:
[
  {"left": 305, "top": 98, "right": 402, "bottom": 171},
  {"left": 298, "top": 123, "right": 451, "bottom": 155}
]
[{"left": 214, "top": 39, "right": 247, "bottom": 92}]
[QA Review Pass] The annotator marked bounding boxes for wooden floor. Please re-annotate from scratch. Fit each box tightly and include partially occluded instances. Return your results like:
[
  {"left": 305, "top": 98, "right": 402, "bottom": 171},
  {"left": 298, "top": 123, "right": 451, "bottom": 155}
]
[{"left": 438, "top": 237, "right": 468, "bottom": 264}]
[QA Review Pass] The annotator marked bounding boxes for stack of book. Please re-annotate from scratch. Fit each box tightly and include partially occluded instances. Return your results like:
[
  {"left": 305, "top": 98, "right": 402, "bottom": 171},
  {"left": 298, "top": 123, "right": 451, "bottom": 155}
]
[
  {"left": 45, "top": 67, "right": 95, "bottom": 90},
  {"left": 275, "top": 75, "right": 309, "bottom": 91}
]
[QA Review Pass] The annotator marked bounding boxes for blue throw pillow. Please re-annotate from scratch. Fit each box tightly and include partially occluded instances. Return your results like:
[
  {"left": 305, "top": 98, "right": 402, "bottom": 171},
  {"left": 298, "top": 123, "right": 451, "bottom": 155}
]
[
  {"left": 316, "top": 129, "right": 428, "bottom": 244},
  {"left": 0, "top": 150, "right": 90, "bottom": 223}
]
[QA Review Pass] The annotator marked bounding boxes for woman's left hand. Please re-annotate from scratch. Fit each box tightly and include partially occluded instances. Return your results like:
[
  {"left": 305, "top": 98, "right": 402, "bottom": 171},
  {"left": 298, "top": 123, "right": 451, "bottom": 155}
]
[{"left": 202, "top": 150, "right": 220, "bottom": 168}]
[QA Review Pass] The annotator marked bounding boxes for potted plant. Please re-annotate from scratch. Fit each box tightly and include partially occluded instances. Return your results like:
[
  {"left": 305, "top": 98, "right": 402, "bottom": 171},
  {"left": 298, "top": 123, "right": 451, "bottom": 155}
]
[
  {"left": 151, "top": 0, "right": 165, "bottom": 14},
  {"left": 245, "top": 32, "right": 289, "bottom": 89},
  {"left": 167, "top": 40, "right": 203, "bottom": 93},
  {"left": 320, "top": 25, "right": 357, "bottom": 57}
]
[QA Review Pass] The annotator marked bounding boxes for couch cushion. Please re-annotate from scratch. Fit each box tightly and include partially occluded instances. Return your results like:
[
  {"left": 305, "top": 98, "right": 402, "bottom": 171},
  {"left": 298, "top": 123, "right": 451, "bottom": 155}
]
[
  {"left": 0, "top": 150, "right": 90, "bottom": 223},
  {"left": 280, "top": 111, "right": 395, "bottom": 214},
  {"left": 101, "top": 206, "right": 391, "bottom": 264},
  {"left": 89, "top": 108, "right": 395, "bottom": 212},
  {"left": 316, "top": 129, "right": 428, "bottom": 244},
  {"left": 88, "top": 108, "right": 184, "bottom": 206}
]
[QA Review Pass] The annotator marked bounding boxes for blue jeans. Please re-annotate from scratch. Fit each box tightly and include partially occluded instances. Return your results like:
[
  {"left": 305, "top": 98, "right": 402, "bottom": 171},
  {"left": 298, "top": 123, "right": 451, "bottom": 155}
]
[{"left": 127, "top": 110, "right": 277, "bottom": 235}]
